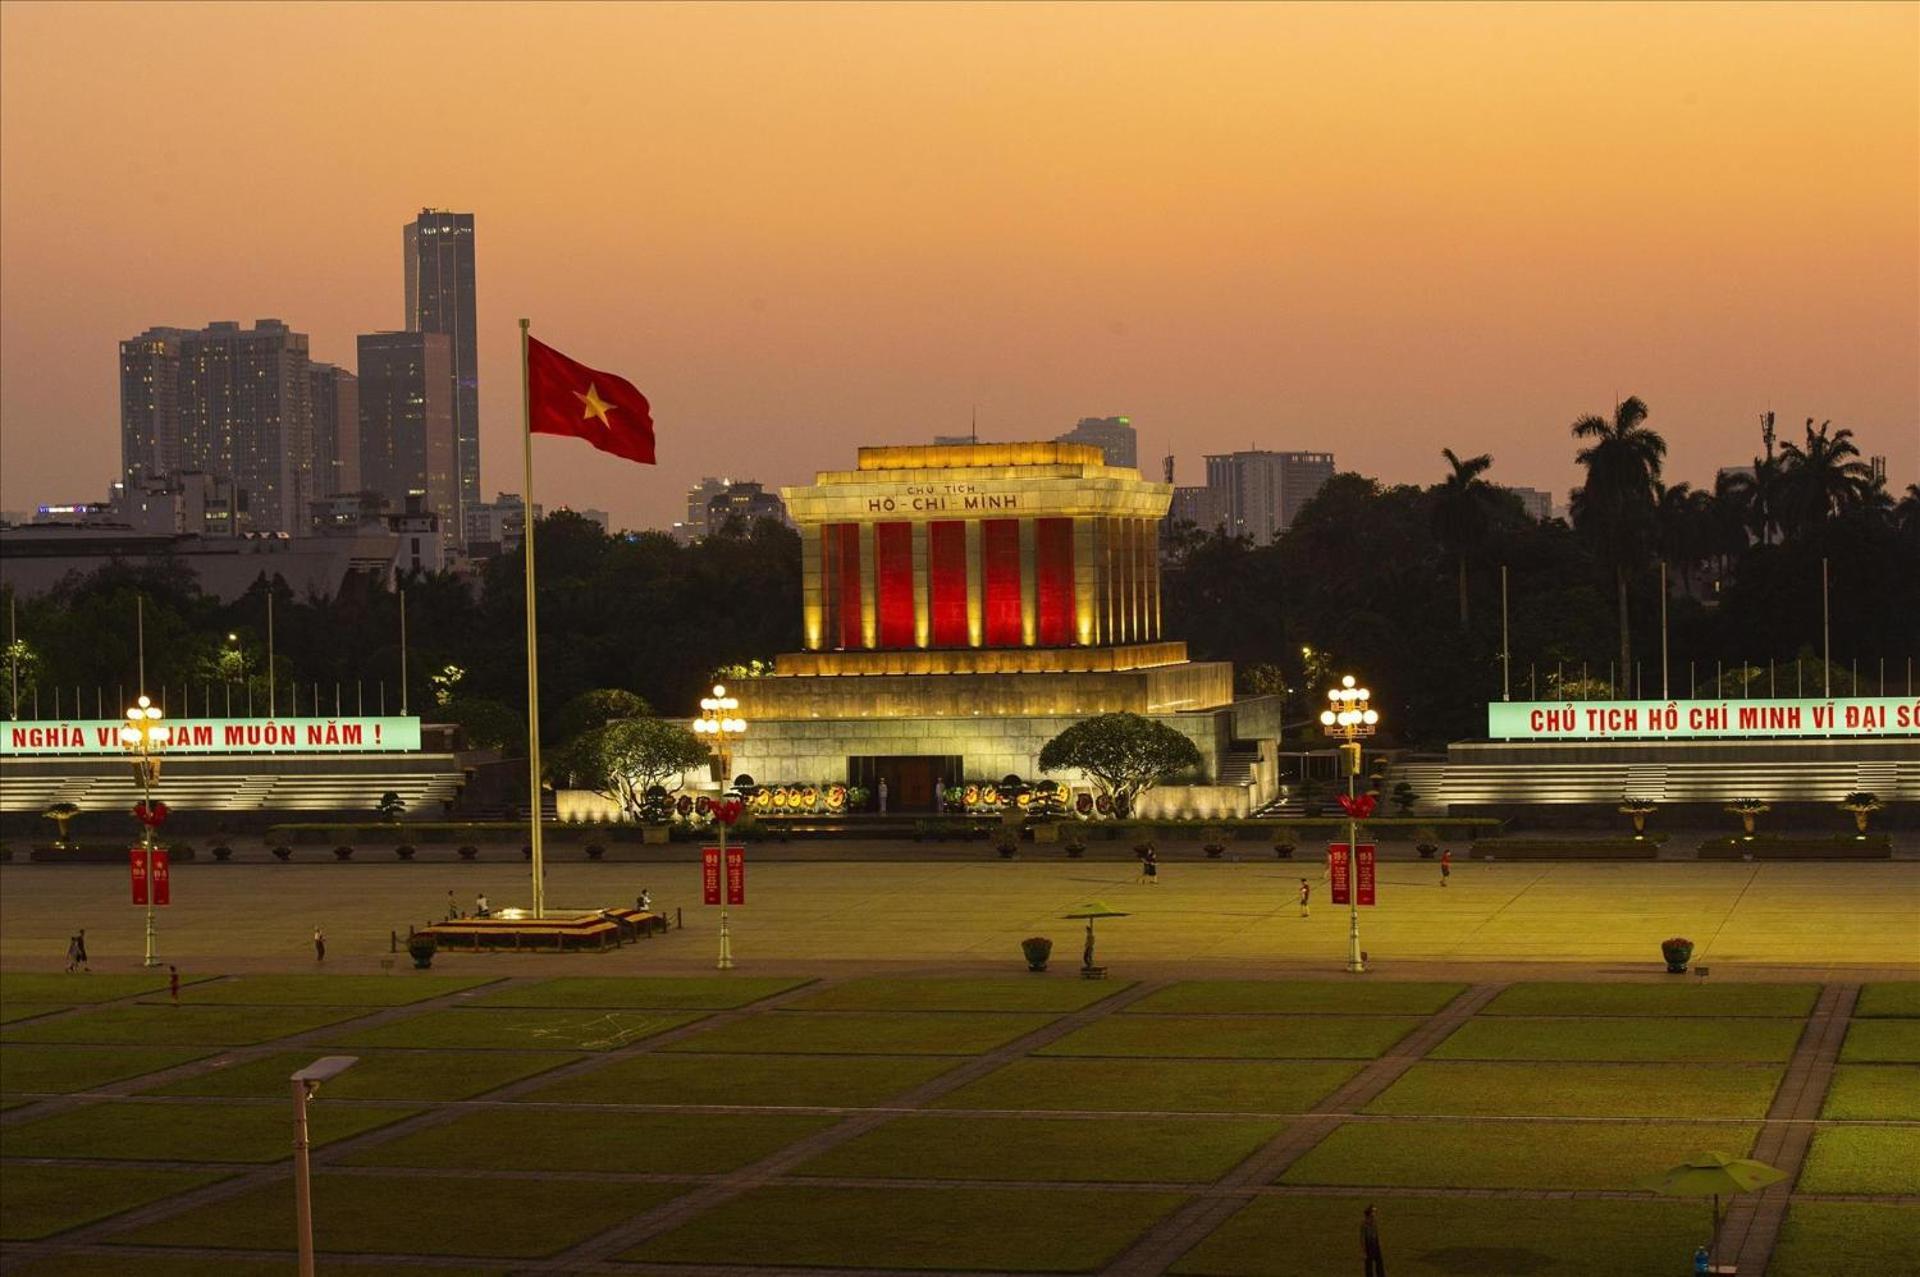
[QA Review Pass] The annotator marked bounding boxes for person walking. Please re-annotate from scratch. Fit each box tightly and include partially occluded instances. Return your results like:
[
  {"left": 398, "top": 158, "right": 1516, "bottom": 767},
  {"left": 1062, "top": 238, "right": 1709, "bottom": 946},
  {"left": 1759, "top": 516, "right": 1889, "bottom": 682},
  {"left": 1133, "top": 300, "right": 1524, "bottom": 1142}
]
[
  {"left": 637, "top": 888, "right": 652, "bottom": 912},
  {"left": 933, "top": 778, "right": 945, "bottom": 813},
  {"left": 313, "top": 926, "right": 326, "bottom": 963},
  {"left": 168, "top": 965, "right": 180, "bottom": 1005},
  {"left": 1440, "top": 848, "right": 1452, "bottom": 888},
  {"left": 73, "top": 929, "right": 88, "bottom": 973},
  {"left": 65, "top": 932, "right": 81, "bottom": 973},
  {"left": 1299, "top": 877, "right": 1312, "bottom": 918},
  {"left": 1144, "top": 847, "right": 1159, "bottom": 885},
  {"left": 1362, "top": 1204, "right": 1386, "bottom": 1277}
]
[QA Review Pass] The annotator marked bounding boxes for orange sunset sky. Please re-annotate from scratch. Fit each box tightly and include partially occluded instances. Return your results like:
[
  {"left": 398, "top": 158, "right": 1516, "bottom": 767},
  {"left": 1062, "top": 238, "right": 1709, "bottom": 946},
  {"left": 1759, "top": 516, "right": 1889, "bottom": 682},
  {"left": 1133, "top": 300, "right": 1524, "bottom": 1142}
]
[{"left": 2, "top": 1, "right": 1915, "bottom": 529}]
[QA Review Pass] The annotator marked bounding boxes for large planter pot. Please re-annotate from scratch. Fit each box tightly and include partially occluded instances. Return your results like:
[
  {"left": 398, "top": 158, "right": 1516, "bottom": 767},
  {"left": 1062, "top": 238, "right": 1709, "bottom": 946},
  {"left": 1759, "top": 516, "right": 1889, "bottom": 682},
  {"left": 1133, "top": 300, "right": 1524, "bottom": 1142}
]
[
  {"left": 333, "top": 846, "right": 354, "bottom": 862},
  {"left": 394, "top": 845, "right": 416, "bottom": 861},
  {"left": 1273, "top": 844, "right": 1295, "bottom": 860},
  {"left": 1021, "top": 936, "right": 1053, "bottom": 972},
  {"left": 407, "top": 940, "right": 436, "bottom": 969},
  {"left": 1064, "top": 843, "right": 1087, "bottom": 859},
  {"left": 271, "top": 846, "right": 293, "bottom": 862},
  {"left": 457, "top": 845, "right": 478, "bottom": 861},
  {"left": 1661, "top": 941, "right": 1694, "bottom": 973},
  {"left": 585, "top": 844, "right": 606, "bottom": 861},
  {"left": 997, "top": 843, "right": 1018, "bottom": 859},
  {"left": 211, "top": 845, "right": 233, "bottom": 862},
  {"left": 1204, "top": 844, "right": 1225, "bottom": 859}
]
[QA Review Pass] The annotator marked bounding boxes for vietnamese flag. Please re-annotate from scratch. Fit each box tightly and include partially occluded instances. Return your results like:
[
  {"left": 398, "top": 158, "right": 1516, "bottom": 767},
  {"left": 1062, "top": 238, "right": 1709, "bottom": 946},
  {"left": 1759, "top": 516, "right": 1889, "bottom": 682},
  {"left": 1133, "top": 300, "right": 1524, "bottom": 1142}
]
[{"left": 527, "top": 335, "right": 656, "bottom": 465}]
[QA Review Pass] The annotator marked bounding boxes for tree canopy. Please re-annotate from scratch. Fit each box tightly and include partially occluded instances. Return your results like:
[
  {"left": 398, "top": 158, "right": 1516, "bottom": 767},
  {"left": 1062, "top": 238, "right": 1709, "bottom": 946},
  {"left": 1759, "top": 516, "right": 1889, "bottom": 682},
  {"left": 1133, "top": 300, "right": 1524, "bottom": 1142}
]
[
  {"left": 1039, "top": 712, "right": 1204, "bottom": 814},
  {"left": 546, "top": 716, "right": 711, "bottom": 820}
]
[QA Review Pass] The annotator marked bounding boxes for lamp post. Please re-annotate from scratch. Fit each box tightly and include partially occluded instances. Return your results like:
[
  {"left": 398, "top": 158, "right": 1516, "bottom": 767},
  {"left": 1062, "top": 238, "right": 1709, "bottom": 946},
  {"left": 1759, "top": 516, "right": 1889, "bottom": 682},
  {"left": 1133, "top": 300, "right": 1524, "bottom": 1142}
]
[
  {"left": 291, "top": 1055, "right": 359, "bottom": 1277},
  {"left": 1320, "top": 675, "right": 1378, "bottom": 974},
  {"left": 120, "top": 694, "right": 167, "bottom": 968},
  {"left": 694, "top": 685, "right": 747, "bottom": 970}
]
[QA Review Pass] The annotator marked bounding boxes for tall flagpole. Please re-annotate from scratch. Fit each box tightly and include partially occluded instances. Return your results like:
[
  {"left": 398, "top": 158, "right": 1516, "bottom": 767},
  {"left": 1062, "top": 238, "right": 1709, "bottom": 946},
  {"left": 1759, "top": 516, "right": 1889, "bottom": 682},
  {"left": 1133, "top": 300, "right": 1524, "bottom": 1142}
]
[{"left": 520, "top": 318, "right": 546, "bottom": 919}]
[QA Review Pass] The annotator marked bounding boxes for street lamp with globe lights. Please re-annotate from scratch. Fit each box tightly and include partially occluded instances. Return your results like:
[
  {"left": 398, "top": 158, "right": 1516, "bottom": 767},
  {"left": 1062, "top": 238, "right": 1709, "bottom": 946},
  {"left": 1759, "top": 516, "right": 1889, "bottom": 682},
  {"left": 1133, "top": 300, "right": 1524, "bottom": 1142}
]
[
  {"left": 692, "top": 685, "right": 748, "bottom": 968},
  {"left": 120, "top": 694, "right": 168, "bottom": 967},
  {"left": 1319, "top": 675, "right": 1378, "bottom": 974}
]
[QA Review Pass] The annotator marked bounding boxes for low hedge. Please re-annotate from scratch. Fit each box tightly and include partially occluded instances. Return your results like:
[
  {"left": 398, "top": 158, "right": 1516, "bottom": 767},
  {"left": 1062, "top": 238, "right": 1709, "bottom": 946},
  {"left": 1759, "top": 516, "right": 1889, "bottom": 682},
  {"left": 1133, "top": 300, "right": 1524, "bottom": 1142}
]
[
  {"left": 1698, "top": 836, "right": 1892, "bottom": 861},
  {"left": 1470, "top": 840, "right": 1660, "bottom": 860}
]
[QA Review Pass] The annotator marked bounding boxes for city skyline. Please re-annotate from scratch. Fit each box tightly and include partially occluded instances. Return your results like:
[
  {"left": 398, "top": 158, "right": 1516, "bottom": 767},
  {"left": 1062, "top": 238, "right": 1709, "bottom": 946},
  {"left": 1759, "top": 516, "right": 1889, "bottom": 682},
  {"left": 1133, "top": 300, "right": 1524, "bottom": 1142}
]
[{"left": 2, "top": 3, "right": 1914, "bottom": 533}]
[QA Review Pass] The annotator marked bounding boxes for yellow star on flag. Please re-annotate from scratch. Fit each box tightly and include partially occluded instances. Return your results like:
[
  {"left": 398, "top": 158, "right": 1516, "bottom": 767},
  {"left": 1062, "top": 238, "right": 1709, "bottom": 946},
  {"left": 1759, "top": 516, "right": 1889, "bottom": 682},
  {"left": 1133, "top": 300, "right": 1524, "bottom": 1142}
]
[{"left": 575, "top": 383, "right": 616, "bottom": 429}]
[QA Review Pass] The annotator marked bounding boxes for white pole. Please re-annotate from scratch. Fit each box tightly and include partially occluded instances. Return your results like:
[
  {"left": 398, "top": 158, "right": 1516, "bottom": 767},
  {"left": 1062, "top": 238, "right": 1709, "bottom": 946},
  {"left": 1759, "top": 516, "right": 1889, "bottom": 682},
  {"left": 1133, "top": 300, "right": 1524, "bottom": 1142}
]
[
  {"left": 1660, "top": 560, "right": 1669, "bottom": 701},
  {"left": 717, "top": 816, "right": 734, "bottom": 970},
  {"left": 1345, "top": 741, "right": 1362, "bottom": 974},
  {"left": 267, "top": 590, "right": 276, "bottom": 717},
  {"left": 137, "top": 595, "right": 145, "bottom": 696},
  {"left": 1822, "top": 557, "right": 1830, "bottom": 698},
  {"left": 1500, "top": 565, "right": 1510, "bottom": 702},
  {"left": 398, "top": 589, "right": 408, "bottom": 715},
  {"left": 520, "top": 319, "right": 546, "bottom": 919},
  {"left": 293, "top": 1079, "right": 316, "bottom": 1277}
]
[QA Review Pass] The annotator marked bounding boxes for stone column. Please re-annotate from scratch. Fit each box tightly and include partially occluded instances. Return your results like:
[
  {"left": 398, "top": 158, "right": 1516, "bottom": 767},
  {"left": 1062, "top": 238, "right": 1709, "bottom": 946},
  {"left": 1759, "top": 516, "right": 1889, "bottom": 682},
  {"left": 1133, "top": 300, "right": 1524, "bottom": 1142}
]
[{"left": 800, "top": 522, "right": 824, "bottom": 650}]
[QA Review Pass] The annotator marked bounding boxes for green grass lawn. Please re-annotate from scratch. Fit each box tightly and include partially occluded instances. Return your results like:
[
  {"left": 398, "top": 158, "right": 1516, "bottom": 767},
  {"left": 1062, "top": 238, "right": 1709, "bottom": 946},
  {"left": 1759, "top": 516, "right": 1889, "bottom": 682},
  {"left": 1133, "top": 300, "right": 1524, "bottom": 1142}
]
[
  {"left": 0, "top": 1004, "right": 67, "bottom": 1025},
  {"left": 148, "top": 1048, "right": 582, "bottom": 1101},
  {"left": 636, "top": 1184, "right": 1188, "bottom": 1271},
  {"left": 0, "top": 1098, "right": 415, "bottom": 1163},
  {"left": 1279, "top": 1119, "right": 1755, "bottom": 1190},
  {"left": 149, "top": 974, "right": 495, "bottom": 1006},
  {"left": 660, "top": 1010, "right": 1056, "bottom": 1055},
  {"left": 1040, "top": 1015, "right": 1421, "bottom": 1060},
  {"left": 1796, "top": 1126, "right": 1920, "bottom": 1194},
  {"left": 1432, "top": 1016, "right": 1803, "bottom": 1062},
  {"left": 0, "top": 973, "right": 205, "bottom": 1004},
  {"left": 1171, "top": 1195, "right": 1705, "bottom": 1277},
  {"left": 0, "top": 1165, "right": 226, "bottom": 1241},
  {"left": 1853, "top": 982, "right": 1920, "bottom": 1019},
  {"left": 1769, "top": 1202, "right": 1920, "bottom": 1277},
  {"left": 1127, "top": 981, "right": 1464, "bottom": 1016},
  {"left": 934, "top": 1058, "right": 1361, "bottom": 1114},
  {"left": 1839, "top": 1018, "right": 1920, "bottom": 1063},
  {"left": 787, "top": 978, "right": 1129, "bottom": 1013},
  {"left": 1481, "top": 982, "right": 1818, "bottom": 1018},
  {"left": 330, "top": 1007, "right": 704, "bottom": 1051},
  {"left": 345, "top": 1107, "right": 835, "bottom": 1173},
  {"left": 798, "top": 1113, "right": 1281, "bottom": 1183},
  {"left": 516, "top": 1051, "right": 963, "bottom": 1108},
  {"left": 2, "top": 1003, "right": 375, "bottom": 1047},
  {"left": 470, "top": 976, "right": 807, "bottom": 1010},
  {"left": 1821, "top": 1064, "right": 1920, "bottom": 1120},
  {"left": 1, "top": 1045, "right": 212, "bottom": 1096},
  {"left": 119, "top": 1172, "right": 681, "bottom": 1258},
  {"left": 10, "top": 1258, "right": 508, "bottom": 1277},
  {"left": 1366, "top": 1062, "right": 1784, "bottom": 1119}
]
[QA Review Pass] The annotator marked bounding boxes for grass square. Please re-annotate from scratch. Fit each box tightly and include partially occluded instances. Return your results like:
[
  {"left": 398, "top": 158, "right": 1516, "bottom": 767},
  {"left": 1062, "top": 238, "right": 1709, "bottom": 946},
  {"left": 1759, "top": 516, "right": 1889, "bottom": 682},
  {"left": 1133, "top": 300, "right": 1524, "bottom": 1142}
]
[
  {"left": 2, "top": 1045, "right": 213, "bottom": 1096},
  {"left": 10, "top": 1259, "right": 507, "bottom": 1277},
  {"left": 0, "top": 973, "right": 200, "bottom": 1005},
  {"left": 1127, "top": 981, "right": 1464, "bottom": 1016},
  {"left": 1840, "top": 1019, "right": 1920, "bottom": 1063},
  {"left": 635, "top": 1184, "right": 1188, "bottom": 1270},
  {"left": 345, "top": 1107, "right": 834, "bottom": 1172},
  {"left": 1854, "top": 983, "right": 1920, "bottom": 1018},
  {"left": 151, "top": 974, "right": 495, "bottom": 1006},
  {"left": 1365, "top": 1062, "right": 1783, "bottom": 1119},
  {"left": 516, "top": 1052, "right": 962, "bottom": 1107},
  {"left": 1040, "top": 1015, "right": 1420, "bottom": 1060},
  {"left": 2, "top": 1004, "right": 374, "bottom": 1047},
  {"left": 1171, "top": 1195, "right": 1703, "bottom": 1277},
  {"left": 0, "top": 1165, "right": 226, "bottom": 1241},
  {"left": 1796, "top": 1126, "right": 1920, "bottom": 1194},
  {"left": 787, "top": 978, "right": 1129, "bottom": 1013},
  {"left": 1769, "top": 1202, "right": 1920, "bottom": 1276},
  {"left": 471, "top": 976, "right": 807, "bottom": 1010},
  {"left": 0, "top": 1099, "right": 416, "bottom": 1163},
  {"left": 797, "top": 1113, "right": 1282, "bottom": 1183},
  {"left": 1432, "top": 1017, "right": 1803, "bottom": 1062},
  {"left": 1279, "top": 1120, "right": 1755, "bottom": 1190},
  {"left": 119, "top": 1172, "right": 681, "bottom": 1258},
  {"left": 1481, "top": 983, "right": 1818, "bottom": 1018},
  {"left": 935, "top": 1058, "right": 1361, "bottom": 1114},
  {"left": 330, "top": 1007, "right": 704, "bottom": 1051},
  {"left": 0, "top": 1004, "right": 68, "bottom": 1026},
  {"left": 660, "top": 1011, "right": 1055, "bottom": 1055},
  {"left": 1821, "top": 1064, "right": 1920, "bottom": 1120},
  {"left": 148, "top": 1048, "right": 581, "bottom": 1101}
]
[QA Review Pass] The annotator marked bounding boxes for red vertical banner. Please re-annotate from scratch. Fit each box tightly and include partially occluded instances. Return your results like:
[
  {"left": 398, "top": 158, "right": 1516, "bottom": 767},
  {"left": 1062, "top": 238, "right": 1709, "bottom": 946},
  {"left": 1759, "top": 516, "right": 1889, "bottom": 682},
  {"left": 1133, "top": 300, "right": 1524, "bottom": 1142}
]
[
  {"left": 130, "top": 848, "right": 149, "bottom": 905},
  {"left": 151, "top": 849, "right": 172, "bottom": 906},
  {"left": 725, "top": 846, "right": 745, "bottom": 905},
  {"left": 874, "top": 521, "right": 915, "bottom": 648},
  {"left": 928, "top": 521, "right": 969, "bottom": 646},
  {"left": 1327, "top": 844, "right": 1351, "bottom": 905},
  {"left": 1035, "top": 517, "right": 1075, "bottom": 646},
  {"left": 701, "top": 847, "right": 722, "bottom": 905},
  {"left": 1355, "top": 844, "right": 1376, "bottom": 907},
  {"left": 981, "top": 518, "right": 1023, "bottom": 646}
]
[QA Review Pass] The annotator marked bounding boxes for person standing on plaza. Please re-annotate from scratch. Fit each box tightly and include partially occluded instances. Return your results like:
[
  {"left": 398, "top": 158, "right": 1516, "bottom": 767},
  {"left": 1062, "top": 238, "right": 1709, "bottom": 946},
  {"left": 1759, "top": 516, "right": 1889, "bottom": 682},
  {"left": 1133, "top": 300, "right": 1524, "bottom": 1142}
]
[
  {"left": 1440, "top": 848, "right": 1452, "bottom": 888},
  {"left": 1144, "top": 846, "right": 1159, "bottom": 885},
  {"left": 878, "top": 778, "right": 889, "bottom": 814},
  {"left": 73, "top": 929, "right": 88, "bottom": 972},
  {"left": 313, "top": 926, "right": 326, "bottom": 963},
  {"left": 933, "top": 778, "right": 945, "bottom": 813},
  {"left": 168, "top": 965, "right": 180, "bottom": 1005},
  {"left": 446, "top": 889, "right": 459, "bottom": 920},
  {"left": 1299, "top": 877, "right": 1312, "bottom": 917},
  {"left": 476, "top": 891, "right": 490, "bottom": 918},
  {"left": 1362, "top": 1204, "right": 1385, "bottom": 1277}
]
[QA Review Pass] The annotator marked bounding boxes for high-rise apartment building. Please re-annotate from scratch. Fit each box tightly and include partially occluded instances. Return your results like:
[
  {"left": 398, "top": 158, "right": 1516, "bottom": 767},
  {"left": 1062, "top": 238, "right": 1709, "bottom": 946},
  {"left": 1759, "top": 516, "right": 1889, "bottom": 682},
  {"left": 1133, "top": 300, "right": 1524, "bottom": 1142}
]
[
  {"left": 404, "top": 209, "right": 478, "bottom": 530},
  {"left": 170, "top": 319, "right": 313, "bottom": 535},
  {"left": 309, "top": 362, "right": 360, "bottom": 495},
  {"left": 357, "top": 331, "right": 457, "bottom": 549},
  {"left": 1056, "top": 416, "right": 1138, "bottom": 469},
  {"left": 1503, "top": 485, "right": 1555, "bottom": 521},
  {"left": 118, "top": 326, "right": 194, "bottom": 487},
  {"left": 1201, "top": 450, "right": 1334, "bottom": 543},
  {"left": 1168, "top": 485, "right": 1226, "bottom": 533}
]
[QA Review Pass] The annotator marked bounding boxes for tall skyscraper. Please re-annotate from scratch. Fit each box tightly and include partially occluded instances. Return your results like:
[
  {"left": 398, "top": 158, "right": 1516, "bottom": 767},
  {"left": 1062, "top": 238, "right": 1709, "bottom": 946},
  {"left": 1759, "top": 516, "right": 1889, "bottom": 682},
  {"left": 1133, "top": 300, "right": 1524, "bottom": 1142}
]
[
  {"left": 404, "top": 209, "right": 478, "bottom": 529},
  {"left": 169, "top": 319, "right": 314, "bottom": 535},
  {"left": 358, "top": 331, "right": 457, "bottom": 549},
  {"left": 309, "top": 362, "right": 360, "bottom": 496},
  {"left": 118, "top": 326, "right": 193, "bottom": 487},
  {"left": 1201, "top": 450, "right": 1334, "bottom": 543},
  {"left": 1056, "top": 416, "right": 1138, "bottom": 469},
  {"left": 1502, "top": 485, "right": 1555, "bottom": 521}
]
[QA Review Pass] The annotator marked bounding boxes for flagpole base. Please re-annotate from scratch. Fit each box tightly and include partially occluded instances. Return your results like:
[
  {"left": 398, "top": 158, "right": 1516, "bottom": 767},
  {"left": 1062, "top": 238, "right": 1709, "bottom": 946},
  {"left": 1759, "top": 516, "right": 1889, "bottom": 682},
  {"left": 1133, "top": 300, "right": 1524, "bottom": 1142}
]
[
  {"left": 143, "top": 905, "right": 159, "bottom": 968},
  {"left": 717, "top": 908, "right": 734, "bottom": 970}
]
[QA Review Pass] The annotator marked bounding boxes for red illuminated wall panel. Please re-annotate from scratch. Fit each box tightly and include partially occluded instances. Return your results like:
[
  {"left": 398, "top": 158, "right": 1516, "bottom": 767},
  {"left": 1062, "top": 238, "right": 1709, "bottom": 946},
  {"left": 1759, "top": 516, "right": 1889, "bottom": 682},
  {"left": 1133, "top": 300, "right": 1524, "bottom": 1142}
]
[
  {"left": 929, "top": 521, "right": 968, "bottom": 646},
  {"left": 835, "top": 523, "right": 863, "bottom": 649},
  {"left": 1036, "top": 517, "right": 1074, "bottom": 646},
  {"left": 982, "top": 518, "right": 1023, "bottom": 647},
  {"left": 875, "top": 521, "right": 915, "bottom": 648}
]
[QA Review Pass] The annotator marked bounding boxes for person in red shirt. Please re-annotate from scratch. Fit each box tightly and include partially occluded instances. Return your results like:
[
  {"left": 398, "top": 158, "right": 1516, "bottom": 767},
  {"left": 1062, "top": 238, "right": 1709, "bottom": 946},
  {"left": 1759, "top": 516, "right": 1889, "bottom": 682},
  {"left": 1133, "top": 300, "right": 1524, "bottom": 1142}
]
[
  {"left": 1440, "top": 849, "right": 1453, "bottom": 888},
  {"left": 1298, "top": 878, "right": 1311, "bottom": 917}
]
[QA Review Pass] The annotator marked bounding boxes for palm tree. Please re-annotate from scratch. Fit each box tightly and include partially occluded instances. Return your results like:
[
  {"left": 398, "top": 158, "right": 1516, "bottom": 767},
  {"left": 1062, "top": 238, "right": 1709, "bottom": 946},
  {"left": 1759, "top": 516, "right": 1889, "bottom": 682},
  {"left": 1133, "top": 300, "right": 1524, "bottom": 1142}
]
[
  {"left": 1431, "top": 448, "right": 1494, "bottom": 629},
  {"left": 1896, "top": 484, "right": 1920, "bottom": 549},
  {"left": 1776, "top": 419, "right": 1873, "bottom": 541},
  {"left": 1570, "top": 396, "right": 1666, "bottom": 684},
  {"left": 1656, "top": 481, "right": 1715, "bottom": 598}
]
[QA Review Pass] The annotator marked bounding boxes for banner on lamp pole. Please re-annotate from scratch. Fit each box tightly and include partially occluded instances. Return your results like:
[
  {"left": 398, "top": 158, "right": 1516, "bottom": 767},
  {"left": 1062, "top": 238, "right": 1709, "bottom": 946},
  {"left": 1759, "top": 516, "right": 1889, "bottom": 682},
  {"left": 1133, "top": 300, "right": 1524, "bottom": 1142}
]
[
  {"left": 1355, "top": 844, "right": 1376, "bottom": 907},
  {"left": 151, "top": 849, "right": 171, "bottom": 907},
  {"left": 725, "top": 846, "right": 745, "bottom": 906},
  {"left": 1327, "top": 844, "right": 1351, "bottom": 905},
  {"left": 130, "top": 849, "right": 149, "bottom": 905},
  {"left": 701, "top": 847, "right": 722, "bottom": 906}
]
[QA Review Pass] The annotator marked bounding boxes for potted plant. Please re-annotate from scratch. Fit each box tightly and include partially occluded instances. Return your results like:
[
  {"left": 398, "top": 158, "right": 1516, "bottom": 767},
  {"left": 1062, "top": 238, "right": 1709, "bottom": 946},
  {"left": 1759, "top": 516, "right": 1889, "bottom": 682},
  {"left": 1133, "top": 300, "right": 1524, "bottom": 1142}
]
[
  {"left": 1661, "top": 936, "right": 1694, "bottom": 973},
  {"left": 41, "top": 801, "right": 80, "bottom": 848},
  {"left": 1725, "top": 798, "right": 1770, "bottom": 838},
  {"left": 333, "top": 845, "right": 354, "bottom": 861},
  {"left": 376, "top": 791, "right": 406, "bottom": 823},
  {"left": 1201, "top": 827, "right": 1227, "bottom": 859},
  {"left": 1415, "top": 841, "right": 1440, "bottom": 861},
  {"left": 585, "top": 843, "right": 606, "bottom": 861},
  {"left": 457, "top": 845, "right": 479, "bottom": 861},
  {"left": 211, "top": 844, "right": 234, "bottom": 862},
  {"left": 1391, "top": 781, "right": 1418, "bottom": 815},
  {"left": 1838, "top": 791, "right": 1883, "bottom": 836},
  {"left": 1619, "top": 796, "right": 1659, "bottom": 839},
  {"left": 1273, "top": 838, "right": 1295, "bottom": 860},
  {"left": 394, "top": 844, "right": 416, "bottom": 861},
  {"left": 271, "top": 845, "right": 293, "bottom": 862},
  {"left": 995, "top": 834, "right": 1018, "bottom": 859},
  {"left": 1064, "top": 838, "right": 1087, "bottom": 859},
  {"left": 407, "top": 934, "right": 437, "bottom": 969},
  {"left": 1021, "top": 936, "right": 1053, "bottom": 972}
]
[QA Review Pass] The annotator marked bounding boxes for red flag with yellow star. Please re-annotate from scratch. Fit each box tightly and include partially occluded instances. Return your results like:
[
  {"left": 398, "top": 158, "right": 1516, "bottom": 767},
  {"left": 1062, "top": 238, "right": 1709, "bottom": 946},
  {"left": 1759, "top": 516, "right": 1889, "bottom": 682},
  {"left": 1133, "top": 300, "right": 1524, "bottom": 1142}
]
[{"left": 526, "top": 335, "right": 656, "bottom": 465}]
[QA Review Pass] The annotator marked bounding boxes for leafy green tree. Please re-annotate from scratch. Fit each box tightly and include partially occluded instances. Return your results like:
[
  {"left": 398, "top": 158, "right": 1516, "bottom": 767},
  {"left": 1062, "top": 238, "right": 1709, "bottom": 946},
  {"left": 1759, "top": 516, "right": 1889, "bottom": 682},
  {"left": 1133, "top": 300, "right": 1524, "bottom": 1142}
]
[
  {"left": 439, "top": 697, "right": 526, "bottom": 754},
  {"left": 1431, "top": 448, "right": 1495, "bottom": 629},
  {"left": 548, "top": 717, "right": 710, "bottom": 820},
  {"left": 1775, "top": 419, "right": 1874, "bottom": 543},
  {"left": 550, "top": 688, "right": 653, "bottom": 746},
  {"left": 1038, "top": 712, "right": 1204, "bottom": 816},
  {"left": 1570, "top": 395, "right": 1666, "bottom": 683}
]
